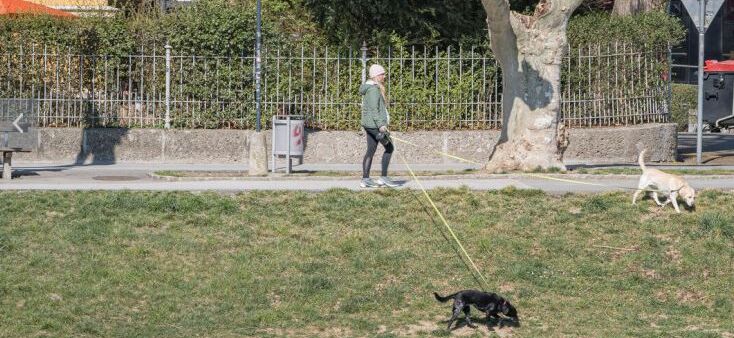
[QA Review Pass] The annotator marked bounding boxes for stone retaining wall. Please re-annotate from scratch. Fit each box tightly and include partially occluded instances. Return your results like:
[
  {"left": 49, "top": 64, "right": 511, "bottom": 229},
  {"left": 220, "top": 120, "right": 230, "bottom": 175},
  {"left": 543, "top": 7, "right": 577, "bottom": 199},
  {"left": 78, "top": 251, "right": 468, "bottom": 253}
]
[{"left": 13, "top": 124, "right": 677, "bottom": 165}]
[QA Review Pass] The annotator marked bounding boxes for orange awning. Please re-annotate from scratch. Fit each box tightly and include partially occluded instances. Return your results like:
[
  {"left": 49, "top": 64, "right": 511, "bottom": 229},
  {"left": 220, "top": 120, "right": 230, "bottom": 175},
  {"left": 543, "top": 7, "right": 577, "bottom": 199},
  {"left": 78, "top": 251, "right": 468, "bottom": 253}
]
[{"left": 0, "top": 0, "right": 75, "bottom": 17}]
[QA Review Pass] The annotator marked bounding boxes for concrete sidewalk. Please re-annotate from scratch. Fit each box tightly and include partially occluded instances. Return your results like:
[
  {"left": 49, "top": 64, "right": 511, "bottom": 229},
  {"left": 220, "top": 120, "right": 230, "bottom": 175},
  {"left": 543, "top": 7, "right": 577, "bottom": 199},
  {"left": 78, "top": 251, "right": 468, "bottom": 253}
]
[{"left": 1, "top": 162, "right": 734, "bottom": 193}]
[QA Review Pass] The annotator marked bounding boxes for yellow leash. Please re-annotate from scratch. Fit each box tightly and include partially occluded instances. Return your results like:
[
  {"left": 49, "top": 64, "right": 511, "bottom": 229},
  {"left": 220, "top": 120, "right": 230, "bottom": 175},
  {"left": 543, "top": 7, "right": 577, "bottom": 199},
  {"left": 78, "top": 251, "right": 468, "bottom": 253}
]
[
  {"left": 391, "top": 136, "right": 482, "bottom": 165},
  {"left": 524, "top": 173, "right": 608, "bottom": 188},
  {"left": 389, "top": 134, "right": 665, "bottom": 291},
  {"left": 397, "top": 152, "right": 491, "bottom": 291},
  {"left": 391, "top": 135, "right": 663, "bottom": 192},
  {"left": 523, "top": 173, "right": 681, "bottom": 192}
]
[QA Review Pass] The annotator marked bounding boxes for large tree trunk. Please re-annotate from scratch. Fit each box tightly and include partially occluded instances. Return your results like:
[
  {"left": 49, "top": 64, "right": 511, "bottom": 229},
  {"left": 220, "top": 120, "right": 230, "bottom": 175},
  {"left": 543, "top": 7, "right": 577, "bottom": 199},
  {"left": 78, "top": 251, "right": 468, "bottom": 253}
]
[
  {"left": 481, "top": 0, "right": 581, "bottom": 172},
  {"left": 612, "top": 0, "right": 664, "bottom": 15}
]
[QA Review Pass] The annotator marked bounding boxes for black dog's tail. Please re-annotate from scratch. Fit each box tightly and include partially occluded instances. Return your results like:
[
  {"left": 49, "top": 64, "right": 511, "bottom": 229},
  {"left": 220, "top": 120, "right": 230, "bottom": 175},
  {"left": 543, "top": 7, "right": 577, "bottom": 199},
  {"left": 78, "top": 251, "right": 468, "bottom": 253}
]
[{"left": 433, "top": 292, "right": 458, "bottom": 303}]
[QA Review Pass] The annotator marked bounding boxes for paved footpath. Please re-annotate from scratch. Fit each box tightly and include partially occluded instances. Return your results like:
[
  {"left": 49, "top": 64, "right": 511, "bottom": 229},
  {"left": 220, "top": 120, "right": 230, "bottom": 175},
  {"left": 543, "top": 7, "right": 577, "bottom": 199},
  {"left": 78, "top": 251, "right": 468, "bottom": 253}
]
[{"left": 1, "top": 162, "right": 734, "bottom": 193}]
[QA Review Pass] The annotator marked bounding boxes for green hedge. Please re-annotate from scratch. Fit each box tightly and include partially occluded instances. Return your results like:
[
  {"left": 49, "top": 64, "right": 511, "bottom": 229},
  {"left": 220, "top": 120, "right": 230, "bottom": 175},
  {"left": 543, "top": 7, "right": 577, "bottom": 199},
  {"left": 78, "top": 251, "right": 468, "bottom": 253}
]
[
  {"left": 671, "top": 84, "right": 697, "bottom": 131},
  {"left": 0, "top": 0, "right": 322, "bottom": 56},
  {"left": 1, "top": 5, "right": 684, "bottom": 57},
  {"left": 0, "top": 5, "right": 686, "bottom": 129},
  {"left": 568, "top": 11, "right": 686, "bottom": 48}
]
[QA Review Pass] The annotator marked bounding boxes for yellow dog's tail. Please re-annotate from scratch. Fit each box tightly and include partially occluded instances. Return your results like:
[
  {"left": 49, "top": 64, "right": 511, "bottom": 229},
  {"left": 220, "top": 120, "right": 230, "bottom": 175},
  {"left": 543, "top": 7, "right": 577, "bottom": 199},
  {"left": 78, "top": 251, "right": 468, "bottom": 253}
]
[{"left": 638, "top": 149, "right": 647, "bottom": 171}]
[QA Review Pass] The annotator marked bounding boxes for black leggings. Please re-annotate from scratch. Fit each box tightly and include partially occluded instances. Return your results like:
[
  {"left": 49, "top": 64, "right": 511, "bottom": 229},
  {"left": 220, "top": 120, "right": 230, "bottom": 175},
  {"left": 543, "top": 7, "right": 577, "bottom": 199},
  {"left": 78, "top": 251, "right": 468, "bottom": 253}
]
[{"left": 362, "top": 127, "right": 394, "bottom": 178}]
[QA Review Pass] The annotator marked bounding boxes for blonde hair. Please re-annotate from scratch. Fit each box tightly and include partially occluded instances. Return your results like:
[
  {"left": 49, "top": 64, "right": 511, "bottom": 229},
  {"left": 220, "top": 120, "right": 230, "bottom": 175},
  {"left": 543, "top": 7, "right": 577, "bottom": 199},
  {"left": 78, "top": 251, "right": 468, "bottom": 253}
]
[{"left": 375, "top": 78, "right": 388, "bottom": 104}]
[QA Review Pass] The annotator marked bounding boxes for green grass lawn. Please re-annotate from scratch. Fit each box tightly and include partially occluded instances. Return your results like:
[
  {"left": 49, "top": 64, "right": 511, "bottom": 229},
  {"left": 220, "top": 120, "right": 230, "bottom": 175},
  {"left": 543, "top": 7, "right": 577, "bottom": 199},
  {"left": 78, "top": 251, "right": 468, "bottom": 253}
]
[{"left": 0, "top": 189, "right": 732, "bottom": 337}]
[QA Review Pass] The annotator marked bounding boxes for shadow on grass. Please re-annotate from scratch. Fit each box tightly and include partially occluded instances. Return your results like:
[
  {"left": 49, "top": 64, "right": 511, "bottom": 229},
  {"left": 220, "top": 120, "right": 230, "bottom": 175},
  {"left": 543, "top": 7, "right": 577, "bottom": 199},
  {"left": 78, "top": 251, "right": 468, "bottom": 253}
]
[{"left": 441, "top": 316, "right": 521, "bottom": 332}]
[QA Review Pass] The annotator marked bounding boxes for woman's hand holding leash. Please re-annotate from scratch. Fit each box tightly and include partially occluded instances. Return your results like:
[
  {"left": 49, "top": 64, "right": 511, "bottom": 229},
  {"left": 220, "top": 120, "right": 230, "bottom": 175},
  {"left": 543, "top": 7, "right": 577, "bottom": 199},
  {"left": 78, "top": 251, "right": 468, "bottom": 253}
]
[{"left": 376, "top": 126, "right": 391, "bottom": 145}]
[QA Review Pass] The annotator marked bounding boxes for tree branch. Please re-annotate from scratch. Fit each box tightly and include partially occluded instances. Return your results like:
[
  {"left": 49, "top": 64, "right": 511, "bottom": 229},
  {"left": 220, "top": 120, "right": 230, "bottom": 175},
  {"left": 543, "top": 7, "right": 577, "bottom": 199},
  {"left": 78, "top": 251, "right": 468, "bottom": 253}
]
[
  {"left": 537, "top": 0, "right": 584, "bottom": 30},
  {"left": 480, "top": 0, "right": 518, "bottom": 65}
]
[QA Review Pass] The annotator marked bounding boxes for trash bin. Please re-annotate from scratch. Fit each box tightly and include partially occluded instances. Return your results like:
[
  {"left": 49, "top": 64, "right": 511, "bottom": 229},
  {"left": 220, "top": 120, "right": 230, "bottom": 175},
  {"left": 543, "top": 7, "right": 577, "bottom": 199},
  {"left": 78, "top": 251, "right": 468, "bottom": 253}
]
[
  {"left": 271, "top": 115, "right": 304, "bottom": 174},
  {"left": 703, "top": 60, "right": 734, "bottom": 130}
]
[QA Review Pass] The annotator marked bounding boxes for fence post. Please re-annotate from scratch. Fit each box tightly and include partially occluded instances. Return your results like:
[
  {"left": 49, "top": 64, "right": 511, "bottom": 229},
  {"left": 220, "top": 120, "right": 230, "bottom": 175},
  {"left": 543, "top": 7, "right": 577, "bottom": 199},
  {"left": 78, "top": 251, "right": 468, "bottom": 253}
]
[
  {"left": 255, "top": 0, "right": 263, "bottom": 132},
  {"left": 666, "top": 41, "right": 673, "bottom": 118},
  {"left": 361, "top": 41, "right": 367, "bottom": 83},
  {"left": 165, "top": 43, "right": 171, "bottom": 129}
]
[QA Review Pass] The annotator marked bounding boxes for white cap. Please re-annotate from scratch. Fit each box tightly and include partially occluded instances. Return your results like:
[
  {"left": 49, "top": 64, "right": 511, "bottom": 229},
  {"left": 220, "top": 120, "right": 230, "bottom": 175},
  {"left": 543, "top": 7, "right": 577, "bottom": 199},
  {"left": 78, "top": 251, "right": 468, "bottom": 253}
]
[{"left": 369, "top": 64, "right": 386, "bottom": 78}]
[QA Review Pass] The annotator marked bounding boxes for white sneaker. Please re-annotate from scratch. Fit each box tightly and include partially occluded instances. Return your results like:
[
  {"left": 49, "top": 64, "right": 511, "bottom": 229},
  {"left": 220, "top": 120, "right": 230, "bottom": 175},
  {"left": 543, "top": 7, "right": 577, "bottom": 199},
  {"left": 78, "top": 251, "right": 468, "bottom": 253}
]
[
  {"left": 376, "top": 176, "right": 399, "bottom": 188},
  {"left": 360, "top": 178, "right": 381, "bottom": 188}
]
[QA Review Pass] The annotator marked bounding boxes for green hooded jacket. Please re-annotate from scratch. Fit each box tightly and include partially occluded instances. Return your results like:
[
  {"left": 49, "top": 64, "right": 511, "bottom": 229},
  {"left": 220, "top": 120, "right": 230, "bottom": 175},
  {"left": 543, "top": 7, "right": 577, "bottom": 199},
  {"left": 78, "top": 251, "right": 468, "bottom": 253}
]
[{"left": 359, "top": 81, "right": 389, "bottom": 129}]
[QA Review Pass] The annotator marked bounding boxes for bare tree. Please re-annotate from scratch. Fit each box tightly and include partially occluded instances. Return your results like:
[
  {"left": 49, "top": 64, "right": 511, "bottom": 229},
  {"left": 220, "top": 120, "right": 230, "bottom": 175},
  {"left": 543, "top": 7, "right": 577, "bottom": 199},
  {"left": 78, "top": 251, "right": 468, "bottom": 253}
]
[
  {"left": 481, "top": 0, "right": 583, "bottom": 172},
  {"left": 612, "top": 0, "right": 666, "bottom": 15}
]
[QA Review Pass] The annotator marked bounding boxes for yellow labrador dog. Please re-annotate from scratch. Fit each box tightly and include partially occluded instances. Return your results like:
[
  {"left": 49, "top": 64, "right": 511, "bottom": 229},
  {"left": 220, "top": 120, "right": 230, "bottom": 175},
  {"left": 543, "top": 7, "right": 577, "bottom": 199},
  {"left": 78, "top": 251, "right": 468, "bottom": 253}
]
[{"left": 632, "top": 150, "right": 695, "bottom": 213}]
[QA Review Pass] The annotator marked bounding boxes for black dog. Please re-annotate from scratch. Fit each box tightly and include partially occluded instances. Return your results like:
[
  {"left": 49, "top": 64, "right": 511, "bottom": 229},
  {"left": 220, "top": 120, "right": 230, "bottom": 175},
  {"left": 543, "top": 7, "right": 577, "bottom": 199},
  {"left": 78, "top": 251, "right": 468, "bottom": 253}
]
[{"left": 434, "top": 290, "right": 518, "bottom": 330}]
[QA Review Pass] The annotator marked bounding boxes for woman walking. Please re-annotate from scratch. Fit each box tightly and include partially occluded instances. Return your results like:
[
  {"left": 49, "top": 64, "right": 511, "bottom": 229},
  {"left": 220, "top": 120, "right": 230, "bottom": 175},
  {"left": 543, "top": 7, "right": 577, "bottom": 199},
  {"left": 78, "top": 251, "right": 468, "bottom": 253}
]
[{"left": 359, "top": 64, "right": 398, "bottom": 188}]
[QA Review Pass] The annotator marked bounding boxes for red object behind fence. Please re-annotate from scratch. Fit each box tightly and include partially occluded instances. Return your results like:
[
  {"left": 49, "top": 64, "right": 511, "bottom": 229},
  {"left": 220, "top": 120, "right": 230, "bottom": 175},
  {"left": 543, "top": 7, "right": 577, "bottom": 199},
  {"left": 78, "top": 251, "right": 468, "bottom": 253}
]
[
  {"left": 0, "top": 0, "right": 75, "bottom": 17},
  {"left": 704, "top": 60, "right": 734, "bottom": 73}
]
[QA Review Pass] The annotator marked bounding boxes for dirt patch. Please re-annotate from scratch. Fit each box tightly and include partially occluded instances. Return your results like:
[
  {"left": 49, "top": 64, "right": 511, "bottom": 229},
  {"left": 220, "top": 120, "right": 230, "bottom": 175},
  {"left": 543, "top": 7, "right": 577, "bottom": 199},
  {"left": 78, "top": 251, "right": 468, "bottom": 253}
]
[
  {"left": 258, "top": 326, "right": 353, "bottom": 337},
  {"left": 268, "top": 292, "right": 281, "bottom": 308},
  {"left": 597, "top": 244, "right": 639, "bottom": 261},
  {"left": 665, "top": 248, "right": 682, "bottom": 264},
  {"left": 499, "top": 283, "right": 515, "bottom": 293},
  {"left": 676, "top": 289, "right": 707, "bottom": 304},
  {"left": 377, "top": 325, "right": 388, "bottom": 334},
  {"left": 488, "top": 324, "right": 516, "bottom": 337},
  {"left": 647, "top": 205, "right": 666, "bottom": 214},
  {"left": 641, "top": 269, "right": 660, "bottom": 280},
  {"left": 45, "top": 211, "right": 64, "bottom": 218},
  {"left": 375, "top": 275, "right": 399, "bottom": 293},
  {"left": 394, "top": 320, "right": 436, "bottom": 336},
  {"left": 393, "top": 319, "right": 516, "bottom": 337},
  {"left": 638, "top": 206, "right": 666, "bottom": 221},
  {"left": 530, "top": 241, "right": 542, "bottom": 256},
  {"left": 654, "top": 234, "right": 674, "bottom": 243}
]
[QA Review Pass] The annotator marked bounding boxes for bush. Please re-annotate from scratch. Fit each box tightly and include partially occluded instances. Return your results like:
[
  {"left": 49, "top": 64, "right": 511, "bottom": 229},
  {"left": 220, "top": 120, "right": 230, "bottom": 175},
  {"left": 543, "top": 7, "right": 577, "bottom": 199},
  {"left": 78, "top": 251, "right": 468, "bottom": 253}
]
[
  {"left": 0, "top": 6, "right": 687, "bottom": 129},
  {"left": 164, "top": 0, "right": 270, "bottom": 56},
  {"left": 671, "top": 84, "right": 697, "bottom": 131},
  {"left": 0, "top": 0, "right": 312, "bottom": 56},
  {"left": 0, "top": 5, "right": 685, "bottom": 58},
  {"left": 568, "top": 11, "right": 685, "bottom": 48},
  {"left": 561, "top": 11, "right": 683, "bottom": 126}
]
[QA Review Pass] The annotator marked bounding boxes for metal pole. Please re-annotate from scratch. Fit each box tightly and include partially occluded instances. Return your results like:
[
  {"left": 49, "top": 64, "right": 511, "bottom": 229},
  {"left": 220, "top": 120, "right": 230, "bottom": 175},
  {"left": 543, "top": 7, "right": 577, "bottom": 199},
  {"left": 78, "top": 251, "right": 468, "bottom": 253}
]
[
  {"left": 255, "top": 0, "right": 262, "bottom": 132},
  {"left": 287, "top": 116, "right": 291, "bottom": 174},
  {"left": 696, "top": 0, "right": 705, "bottom": 165},
  {"left": 271, "top": 118, "right": 275, "bottom": 173},
  {"left": 165, "top": 43, "right": 171, "bottom": 129},
  {"left": 361, "top": 41, "right": 367, "bottom": 83}
]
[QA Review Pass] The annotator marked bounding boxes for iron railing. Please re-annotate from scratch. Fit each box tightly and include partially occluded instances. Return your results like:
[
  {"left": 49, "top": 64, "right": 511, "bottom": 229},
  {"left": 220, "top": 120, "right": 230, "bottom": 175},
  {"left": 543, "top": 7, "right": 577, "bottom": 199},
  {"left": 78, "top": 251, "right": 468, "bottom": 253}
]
[{"left": 0, "top": 42, "right": 670, "bottom": 130}]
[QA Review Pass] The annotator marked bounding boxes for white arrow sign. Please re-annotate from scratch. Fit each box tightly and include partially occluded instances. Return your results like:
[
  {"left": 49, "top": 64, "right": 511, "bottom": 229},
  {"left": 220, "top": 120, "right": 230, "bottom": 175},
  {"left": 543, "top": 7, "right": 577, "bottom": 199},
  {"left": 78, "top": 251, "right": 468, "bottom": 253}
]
[
  {"left": 682, "top": 0, "right": 725, "bottom": 31},
  {"left": 13, "top": 113, "right": 23, "bottom": 133}
]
